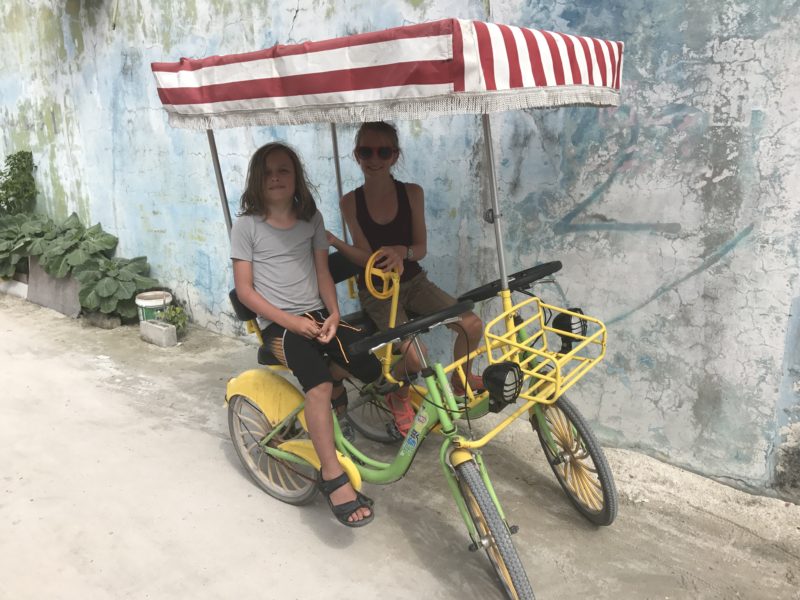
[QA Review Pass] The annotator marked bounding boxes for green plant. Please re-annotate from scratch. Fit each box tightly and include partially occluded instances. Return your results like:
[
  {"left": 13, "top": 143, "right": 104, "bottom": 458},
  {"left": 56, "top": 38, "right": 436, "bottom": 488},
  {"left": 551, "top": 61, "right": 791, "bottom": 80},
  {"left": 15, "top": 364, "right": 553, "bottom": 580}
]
[
  {"left": 0, "top": 212, "right": 53, "bottom": 278},
  {"left": 73, "top": 256, "right": 159, "bottom": 319},
  {"left": 156, "top": 304, "right": 189, "bottom": 336},
  {"left": 35, "top": 213, "right": 118, "bottom": 278},
  {"left": 0, "top": 151, "right": 36, "bottom": 216}
]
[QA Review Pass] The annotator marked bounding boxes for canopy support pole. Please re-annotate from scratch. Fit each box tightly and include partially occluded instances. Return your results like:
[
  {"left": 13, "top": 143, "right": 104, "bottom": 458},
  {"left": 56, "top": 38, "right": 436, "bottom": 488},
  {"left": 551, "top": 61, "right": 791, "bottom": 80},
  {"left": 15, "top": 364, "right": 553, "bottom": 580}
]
[
  {"left": 207, "top": 129, "right": 233, "bottom": 237},
  {"left": 330, "top": 124, "right": 349, "bottom": 243},
  {"left": 482, "top": 114, "right": 509, "bottom": 291}
]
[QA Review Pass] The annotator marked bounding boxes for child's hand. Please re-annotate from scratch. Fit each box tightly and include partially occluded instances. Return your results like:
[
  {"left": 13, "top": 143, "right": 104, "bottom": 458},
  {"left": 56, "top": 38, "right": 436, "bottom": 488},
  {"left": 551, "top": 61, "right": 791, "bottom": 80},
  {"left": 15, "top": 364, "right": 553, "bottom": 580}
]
[
  {"left": 325, "top": 230, "right": 340, "bottom": 247},
  {"left": 316, "top": 314, "right": 340, "bottom": 344},
  {"left": 375, "top": 246, "right": 405, "bottom": 274},
  {"left": 289, "top": 314, "right": 321, "bottom": 339}
]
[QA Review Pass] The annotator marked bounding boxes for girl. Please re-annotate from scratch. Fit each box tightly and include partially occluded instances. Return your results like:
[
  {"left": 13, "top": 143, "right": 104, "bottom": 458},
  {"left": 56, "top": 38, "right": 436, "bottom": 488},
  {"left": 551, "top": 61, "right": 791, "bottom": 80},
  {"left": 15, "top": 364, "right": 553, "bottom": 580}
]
[
  {"left": 327, "top": 122, "right": 484, "bottom": 435},
  {"left": 231, "top": 142, "right": 378, "bottom": 527}
]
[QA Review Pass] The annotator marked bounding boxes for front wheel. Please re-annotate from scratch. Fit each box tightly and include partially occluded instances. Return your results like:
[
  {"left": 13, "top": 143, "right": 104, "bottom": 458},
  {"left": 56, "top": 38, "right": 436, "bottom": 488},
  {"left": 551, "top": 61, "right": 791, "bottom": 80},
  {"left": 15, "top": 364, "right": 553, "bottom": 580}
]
[
  {"left": 228, "top": 394, "right": 318, "bottom": 505},
  {"left": 533, "top": 396, "right": 617, "bottom": 526},
  {"left": 456, "top": 461, "right": 535, "bottom": 600}
]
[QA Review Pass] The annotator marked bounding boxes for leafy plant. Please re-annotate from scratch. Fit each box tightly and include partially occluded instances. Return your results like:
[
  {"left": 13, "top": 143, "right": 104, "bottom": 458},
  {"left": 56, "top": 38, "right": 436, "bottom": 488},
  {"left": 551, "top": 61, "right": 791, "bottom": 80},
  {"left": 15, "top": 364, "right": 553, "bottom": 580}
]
[
  {"left": 0, "top": 212, "right": 53, "bottom": 278},
  {"left": 156, "top": 304, "right": 189, "bottom": 337},
  {"left": 0, "top": 151, "right": 36, "bottom": 216},
  {"left": 35, "top": 213, "right": 118, "bottom": 278},
  {"left": 73, "top": 256, "right": 159, "bottom": 319}
]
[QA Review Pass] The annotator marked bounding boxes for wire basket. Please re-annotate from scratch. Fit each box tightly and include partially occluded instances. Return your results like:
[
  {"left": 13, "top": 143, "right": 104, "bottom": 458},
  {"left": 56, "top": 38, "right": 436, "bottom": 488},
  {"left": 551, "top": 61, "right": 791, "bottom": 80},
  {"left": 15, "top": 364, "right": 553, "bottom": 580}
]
[{"left": 483, "top": 296, "right": 606, "bottom": 404}]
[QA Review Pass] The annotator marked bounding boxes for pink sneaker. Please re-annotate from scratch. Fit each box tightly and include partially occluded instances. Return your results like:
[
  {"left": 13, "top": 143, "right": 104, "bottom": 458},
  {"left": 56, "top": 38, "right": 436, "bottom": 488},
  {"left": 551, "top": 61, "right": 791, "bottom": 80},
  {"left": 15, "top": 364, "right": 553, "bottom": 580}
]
[
  {"left": 451, "top": 372, "right": 486, "bottom": 397},
  {"left": 385, "top": 390, "right": 415, "bottom": 436}
]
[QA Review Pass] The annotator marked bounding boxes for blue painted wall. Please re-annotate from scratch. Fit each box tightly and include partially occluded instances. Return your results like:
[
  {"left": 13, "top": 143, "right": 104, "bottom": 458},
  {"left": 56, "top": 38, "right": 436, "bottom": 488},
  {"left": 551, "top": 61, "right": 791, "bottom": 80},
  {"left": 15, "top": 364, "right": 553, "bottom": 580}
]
[{"left": 2, "top": 0, "right": 799, "bottom": 496}]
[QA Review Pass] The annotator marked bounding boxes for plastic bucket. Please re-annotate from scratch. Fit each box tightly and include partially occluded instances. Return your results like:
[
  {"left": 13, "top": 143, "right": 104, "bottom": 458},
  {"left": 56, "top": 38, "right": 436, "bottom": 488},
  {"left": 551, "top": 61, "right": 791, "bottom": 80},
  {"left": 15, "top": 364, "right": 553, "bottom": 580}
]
[{"left": 135, "top": 291, "right": 173, "bottom": 321}]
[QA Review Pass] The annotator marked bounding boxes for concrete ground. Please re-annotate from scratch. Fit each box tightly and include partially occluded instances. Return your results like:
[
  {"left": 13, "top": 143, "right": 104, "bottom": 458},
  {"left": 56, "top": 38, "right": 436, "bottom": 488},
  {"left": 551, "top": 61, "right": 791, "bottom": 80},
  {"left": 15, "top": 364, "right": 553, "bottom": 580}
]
[{"left": 2, "top": 293, "right": 799, "bottom": 600}]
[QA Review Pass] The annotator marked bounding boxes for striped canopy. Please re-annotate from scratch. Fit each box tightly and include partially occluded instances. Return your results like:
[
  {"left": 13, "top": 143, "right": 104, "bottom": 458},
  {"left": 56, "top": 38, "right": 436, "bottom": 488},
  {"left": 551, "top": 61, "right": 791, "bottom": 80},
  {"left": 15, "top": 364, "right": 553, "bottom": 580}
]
[{"left": 151, "top": 18, "right": 624, "bottom": 130}]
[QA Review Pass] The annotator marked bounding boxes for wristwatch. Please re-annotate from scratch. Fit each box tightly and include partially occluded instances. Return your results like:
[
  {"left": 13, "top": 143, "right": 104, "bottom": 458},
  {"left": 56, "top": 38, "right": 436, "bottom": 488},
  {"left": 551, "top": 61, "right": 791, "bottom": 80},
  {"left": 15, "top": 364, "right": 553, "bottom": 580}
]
[{"left": 406, "top": 245, "right": 414, "bottom": 260}]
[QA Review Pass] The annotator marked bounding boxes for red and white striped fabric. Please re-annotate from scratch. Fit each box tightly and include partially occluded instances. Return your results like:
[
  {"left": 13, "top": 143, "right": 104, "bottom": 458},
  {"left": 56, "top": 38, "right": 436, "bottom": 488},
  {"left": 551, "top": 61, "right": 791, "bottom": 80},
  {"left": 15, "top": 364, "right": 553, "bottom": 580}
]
[{"left": 151, "top": 18, "right": 623, "bottom": 129}]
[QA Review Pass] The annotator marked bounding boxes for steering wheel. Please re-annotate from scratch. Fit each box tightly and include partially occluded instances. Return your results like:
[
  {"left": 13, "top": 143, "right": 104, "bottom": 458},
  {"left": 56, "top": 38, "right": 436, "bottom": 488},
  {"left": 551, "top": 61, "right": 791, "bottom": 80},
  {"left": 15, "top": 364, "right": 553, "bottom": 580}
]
[
  {"left": 364, "top": 250, "right": 399, "bottom": 300},
  {"left": 348, "top": 300, "right": 474, "bottom": 356},
  {"left": 457, "top": 261, "right": 563, "bottom": 304}
]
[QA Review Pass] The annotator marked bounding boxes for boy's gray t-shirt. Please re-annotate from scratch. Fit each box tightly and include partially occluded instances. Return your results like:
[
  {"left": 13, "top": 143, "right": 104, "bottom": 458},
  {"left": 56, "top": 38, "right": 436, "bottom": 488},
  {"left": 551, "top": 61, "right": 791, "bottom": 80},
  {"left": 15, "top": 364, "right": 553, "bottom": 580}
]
[{"left": 230, "top": 211, "right": 328, "bottom": 327}]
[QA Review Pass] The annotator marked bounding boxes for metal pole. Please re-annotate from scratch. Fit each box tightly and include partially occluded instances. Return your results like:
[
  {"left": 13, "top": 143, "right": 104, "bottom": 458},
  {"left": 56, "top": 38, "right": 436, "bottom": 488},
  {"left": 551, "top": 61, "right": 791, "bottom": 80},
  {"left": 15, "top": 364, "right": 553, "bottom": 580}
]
[
  {"left": 206, "top": 129, "right": 233, "bottom": 237},
  {"left": 330, "top": 123, "right": 349, "bottom": 243},
  {"left": 482, "top": 114, "right": 509, "bottom": 291}
]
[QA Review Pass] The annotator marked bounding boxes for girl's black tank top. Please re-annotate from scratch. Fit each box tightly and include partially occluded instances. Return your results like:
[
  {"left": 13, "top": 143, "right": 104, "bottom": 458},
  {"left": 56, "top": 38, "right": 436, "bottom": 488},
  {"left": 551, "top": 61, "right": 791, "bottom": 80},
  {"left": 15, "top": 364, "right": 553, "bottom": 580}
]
[{"left": 355, "top": 178, "right": 422, "bottom": 288}]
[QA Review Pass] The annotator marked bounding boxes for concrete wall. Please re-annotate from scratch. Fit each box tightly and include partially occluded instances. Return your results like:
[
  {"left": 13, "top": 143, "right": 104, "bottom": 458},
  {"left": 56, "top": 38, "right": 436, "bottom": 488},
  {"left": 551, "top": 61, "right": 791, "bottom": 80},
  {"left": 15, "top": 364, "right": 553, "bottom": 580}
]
[{"left": 1, "top": 0, "right": 798, "bottom": 498}]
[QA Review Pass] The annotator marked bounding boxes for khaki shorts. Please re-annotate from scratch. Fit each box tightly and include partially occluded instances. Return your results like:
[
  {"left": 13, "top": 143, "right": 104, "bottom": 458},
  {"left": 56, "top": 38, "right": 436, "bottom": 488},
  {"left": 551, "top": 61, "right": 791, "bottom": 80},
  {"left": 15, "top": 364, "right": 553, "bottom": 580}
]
[{"left": 358, "top": 271, "right": 457, "bottom": 331}]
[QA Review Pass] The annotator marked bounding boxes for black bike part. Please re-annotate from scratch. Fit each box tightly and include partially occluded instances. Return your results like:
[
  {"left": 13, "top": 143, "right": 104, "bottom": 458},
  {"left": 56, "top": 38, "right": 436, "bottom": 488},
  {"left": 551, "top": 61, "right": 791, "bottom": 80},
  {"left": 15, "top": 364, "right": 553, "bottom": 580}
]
[
  {"left": 551, "top": 308, "right": 587, "bottom": 354},
  {"left": 457, "top": 261, "right": 563, "bottom": 304},
  {"left": 347, "top": 300, "right": 474, "bottom": 356}
]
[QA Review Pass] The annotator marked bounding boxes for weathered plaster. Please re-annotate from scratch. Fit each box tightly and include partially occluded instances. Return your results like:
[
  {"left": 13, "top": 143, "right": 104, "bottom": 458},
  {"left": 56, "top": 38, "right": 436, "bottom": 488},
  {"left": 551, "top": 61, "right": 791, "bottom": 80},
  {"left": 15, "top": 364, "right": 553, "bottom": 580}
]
[{"left": 1, "top": 0, "right": 799, "bottom": 498}]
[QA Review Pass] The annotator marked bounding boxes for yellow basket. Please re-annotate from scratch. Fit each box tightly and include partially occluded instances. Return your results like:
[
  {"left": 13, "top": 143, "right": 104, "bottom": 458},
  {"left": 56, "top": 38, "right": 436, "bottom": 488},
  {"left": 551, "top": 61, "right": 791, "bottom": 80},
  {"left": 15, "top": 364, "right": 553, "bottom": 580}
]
[{"left": 483, "top": 296, "right": 607, "bottom": 404}]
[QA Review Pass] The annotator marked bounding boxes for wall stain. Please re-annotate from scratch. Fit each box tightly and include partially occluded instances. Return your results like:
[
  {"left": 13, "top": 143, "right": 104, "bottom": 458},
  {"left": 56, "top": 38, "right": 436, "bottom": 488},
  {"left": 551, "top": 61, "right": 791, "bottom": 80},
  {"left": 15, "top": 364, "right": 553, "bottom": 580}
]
[{"left": 608, "top": 223, "right": 754, "bottom": 324}]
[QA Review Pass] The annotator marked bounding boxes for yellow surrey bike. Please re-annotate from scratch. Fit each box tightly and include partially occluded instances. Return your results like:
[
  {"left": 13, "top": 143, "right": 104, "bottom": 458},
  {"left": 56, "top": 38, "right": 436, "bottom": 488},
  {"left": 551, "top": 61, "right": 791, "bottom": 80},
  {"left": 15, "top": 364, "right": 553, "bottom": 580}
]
[
  {"left": 150, "top": 15, "right": 625, "bottom": 599},
  {"left": 349, "top": 250, "right": 618, "bottom": 529}
]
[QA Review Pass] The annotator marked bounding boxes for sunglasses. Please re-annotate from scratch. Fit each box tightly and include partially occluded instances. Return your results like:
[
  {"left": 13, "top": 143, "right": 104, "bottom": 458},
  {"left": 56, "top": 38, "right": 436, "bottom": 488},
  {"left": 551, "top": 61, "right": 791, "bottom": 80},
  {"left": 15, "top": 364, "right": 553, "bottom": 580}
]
[{"left": 355, "top": 146, "right": 397, "bottom": 160}]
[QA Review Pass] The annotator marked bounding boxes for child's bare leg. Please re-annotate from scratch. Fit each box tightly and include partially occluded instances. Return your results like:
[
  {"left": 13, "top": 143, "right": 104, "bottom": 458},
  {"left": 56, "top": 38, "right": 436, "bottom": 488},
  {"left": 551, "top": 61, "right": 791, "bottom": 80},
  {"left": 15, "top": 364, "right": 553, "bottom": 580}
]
[
  {"left": 392, "top": 339, "right": 425, "bottom": 391},
  {"left": 328, "top": 362, "right": 349, "bottom": 416},
  {"left": 304, "top": 381, "right": 370, "bottom": 522},
  {"left": 450, "top": 311, "right": 483, "bottom": 375}
]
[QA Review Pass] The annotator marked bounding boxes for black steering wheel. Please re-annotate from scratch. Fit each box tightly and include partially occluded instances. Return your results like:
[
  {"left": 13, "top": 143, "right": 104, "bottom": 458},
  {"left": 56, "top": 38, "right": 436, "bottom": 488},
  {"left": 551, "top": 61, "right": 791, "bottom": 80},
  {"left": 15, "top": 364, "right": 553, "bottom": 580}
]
[
  {"left": 457, "top": 261, "right": 563, "bottom": 304},
  {"left": 348, "top": 300, "right": 474, "bottom": 356}
]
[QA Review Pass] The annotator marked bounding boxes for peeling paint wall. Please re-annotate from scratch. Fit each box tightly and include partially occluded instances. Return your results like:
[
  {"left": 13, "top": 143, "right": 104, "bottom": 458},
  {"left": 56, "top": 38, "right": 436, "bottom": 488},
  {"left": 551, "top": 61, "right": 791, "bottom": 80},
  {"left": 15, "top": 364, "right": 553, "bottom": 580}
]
[{"left": 2, "top": 0, "right": 799, "bottom": 497}]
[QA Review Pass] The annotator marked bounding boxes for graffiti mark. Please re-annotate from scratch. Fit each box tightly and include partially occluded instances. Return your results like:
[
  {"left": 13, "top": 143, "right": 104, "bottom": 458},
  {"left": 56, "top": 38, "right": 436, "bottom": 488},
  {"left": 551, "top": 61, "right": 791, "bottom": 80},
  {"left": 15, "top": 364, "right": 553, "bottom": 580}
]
[
  {"left": 554, "top": 125, "right": 682, "bottom": 235},
  {"left": 608, "top": 223, "right": 754, "bottom": 324}
]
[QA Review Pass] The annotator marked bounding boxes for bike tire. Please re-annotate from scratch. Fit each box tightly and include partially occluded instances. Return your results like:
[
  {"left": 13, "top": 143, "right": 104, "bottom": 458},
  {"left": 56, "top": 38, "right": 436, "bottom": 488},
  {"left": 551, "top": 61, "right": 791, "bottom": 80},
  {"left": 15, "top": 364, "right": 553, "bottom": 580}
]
[
  {"left": 456, "top": 461, "right": 535, "bottom": 600},
  {"left": 228, "top": 394, "right": 318, "bottom": 505},
  {"left": 533, "top": 395, "right": 617, "bottom": 526},
  {"left": 345, "top": 392, "right": 404, "bottom": 444}
]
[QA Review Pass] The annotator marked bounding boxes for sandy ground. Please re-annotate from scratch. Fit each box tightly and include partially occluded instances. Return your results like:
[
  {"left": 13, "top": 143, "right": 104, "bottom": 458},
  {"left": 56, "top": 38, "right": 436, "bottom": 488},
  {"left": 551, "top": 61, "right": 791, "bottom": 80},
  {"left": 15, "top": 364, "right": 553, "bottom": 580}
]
[{"left": 1, "top": 293, "right": 799, "bottom": 600}]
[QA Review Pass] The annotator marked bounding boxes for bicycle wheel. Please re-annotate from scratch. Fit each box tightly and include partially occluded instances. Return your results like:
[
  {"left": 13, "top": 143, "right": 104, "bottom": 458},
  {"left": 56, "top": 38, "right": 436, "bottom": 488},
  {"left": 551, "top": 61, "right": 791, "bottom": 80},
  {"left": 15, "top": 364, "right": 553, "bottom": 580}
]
[
  {"left": 456, "top": 461, "right": 535, "bottom": 600},
  {"left": 533, "top": 395, "right": 617, "bottom": 526},
  {"left": 228, "top": 394, "right": 318, "bottom": 505},
  {"left": 345, "top": 392, "right": 403, "bottom": 444}
]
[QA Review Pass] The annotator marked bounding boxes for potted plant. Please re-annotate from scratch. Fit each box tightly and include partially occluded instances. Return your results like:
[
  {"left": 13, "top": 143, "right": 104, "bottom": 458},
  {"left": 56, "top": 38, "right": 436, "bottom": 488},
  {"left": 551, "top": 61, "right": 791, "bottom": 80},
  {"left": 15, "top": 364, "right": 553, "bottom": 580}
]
[
  {"left": 31, "top": 213, "right": 118, "bottom": 279},
  {"left": 73, "top": 256, "right": 159, "bottom": 320},
  {"left": 155, "top": 304, "right": 189, "bottom": 338}
]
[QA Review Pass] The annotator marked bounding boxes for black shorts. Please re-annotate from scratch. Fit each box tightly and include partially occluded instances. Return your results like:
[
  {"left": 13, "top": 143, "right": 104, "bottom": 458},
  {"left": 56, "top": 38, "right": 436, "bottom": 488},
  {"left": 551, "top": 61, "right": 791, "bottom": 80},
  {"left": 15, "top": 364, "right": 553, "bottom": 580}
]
[{"left": 262, "top": 309, "right": 381, "bottom": 392}]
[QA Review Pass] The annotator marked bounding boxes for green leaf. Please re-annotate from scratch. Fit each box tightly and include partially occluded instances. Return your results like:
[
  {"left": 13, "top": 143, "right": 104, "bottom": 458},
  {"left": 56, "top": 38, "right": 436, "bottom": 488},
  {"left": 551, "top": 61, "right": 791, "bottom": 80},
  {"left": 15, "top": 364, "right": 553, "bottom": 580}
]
[
  {"left": 62, "top": 213, "right": 83, "bottom": 232},
  {"left": 27, "top": 237, "right": 47, "bottom": 256},
  {"left": 116, "top": 279, "right": 137, "bottom": 299},
  {"left": 95, "top": 277, "right": 120, "bottom": 298},
  {"left": 50, "top": 255, "right": 71, "bottom": 279},
  {"left": 99, "top": 295, "right": 118, "bottom": 314},
  {"left": 79, "top": 287, "right": 100, "bottom": 310},
  {"left": 66, "top": 247, "right": 91, "bottom": 267},
  {"left": 117, "top": 301, "right": 138, "bottom": 319},
  {"left": 133, "top": 275, "right": 159, "bottom": 290}
]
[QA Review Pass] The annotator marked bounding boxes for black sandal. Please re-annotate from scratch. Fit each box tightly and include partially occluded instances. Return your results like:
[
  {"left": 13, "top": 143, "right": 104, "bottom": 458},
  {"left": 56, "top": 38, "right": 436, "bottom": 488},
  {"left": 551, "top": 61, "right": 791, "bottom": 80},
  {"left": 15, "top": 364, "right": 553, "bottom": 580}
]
[{"left": 318, "top": 472, "right": 374, "bottom": 527}]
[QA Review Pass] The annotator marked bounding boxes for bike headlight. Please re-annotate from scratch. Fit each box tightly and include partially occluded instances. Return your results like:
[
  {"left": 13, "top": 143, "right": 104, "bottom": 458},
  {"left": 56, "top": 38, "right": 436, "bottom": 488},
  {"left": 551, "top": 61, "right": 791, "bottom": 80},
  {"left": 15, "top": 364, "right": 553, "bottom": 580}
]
[
  {"left": 482, "top": 362, "right": 523, "bottom": 412},
  {"left": 552, "top": 308, "right": 587, "bottom": 354}
]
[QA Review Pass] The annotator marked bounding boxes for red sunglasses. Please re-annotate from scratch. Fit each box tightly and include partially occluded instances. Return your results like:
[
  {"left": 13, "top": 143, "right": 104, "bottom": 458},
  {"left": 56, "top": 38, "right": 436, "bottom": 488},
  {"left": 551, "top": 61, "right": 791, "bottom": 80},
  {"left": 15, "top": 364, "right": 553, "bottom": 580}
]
[{"left": 355, "top": 146, "right": 397, "bottom": 160}]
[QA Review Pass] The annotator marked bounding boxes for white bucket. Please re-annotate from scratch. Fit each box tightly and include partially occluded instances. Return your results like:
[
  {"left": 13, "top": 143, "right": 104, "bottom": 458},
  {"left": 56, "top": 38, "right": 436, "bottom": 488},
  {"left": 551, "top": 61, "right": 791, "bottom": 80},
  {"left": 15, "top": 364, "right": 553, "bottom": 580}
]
[{"left": 135, "top": 291, "right": 173, "bottom": 321}]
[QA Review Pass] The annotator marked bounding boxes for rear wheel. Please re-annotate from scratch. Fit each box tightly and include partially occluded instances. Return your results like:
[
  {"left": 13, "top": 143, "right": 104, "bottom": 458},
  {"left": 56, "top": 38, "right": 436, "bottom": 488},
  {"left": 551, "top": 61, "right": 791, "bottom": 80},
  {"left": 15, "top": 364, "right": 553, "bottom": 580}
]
[
  {"left": 533, "top": 396, "right": 617, "bottom": 526},
  {"left": 228, "top": 394, "right": 318, "bottom": 505},
  {"left": 456, "top": 461, "right": 535, "bottom": 600},
  {"left": 345, "top": 392, "right": 404, "bottom": 443}
]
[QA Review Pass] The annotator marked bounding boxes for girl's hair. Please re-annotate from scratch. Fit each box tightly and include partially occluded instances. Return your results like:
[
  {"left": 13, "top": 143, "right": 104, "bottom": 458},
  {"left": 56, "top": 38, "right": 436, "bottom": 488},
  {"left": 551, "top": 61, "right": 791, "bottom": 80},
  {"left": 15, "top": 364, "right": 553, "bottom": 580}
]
[
  {"left": 354, "top": 121, "right": 401, "bottom": 155},
  {"left": 238, "top": 142, "right": 317, "bottom": 221}
]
